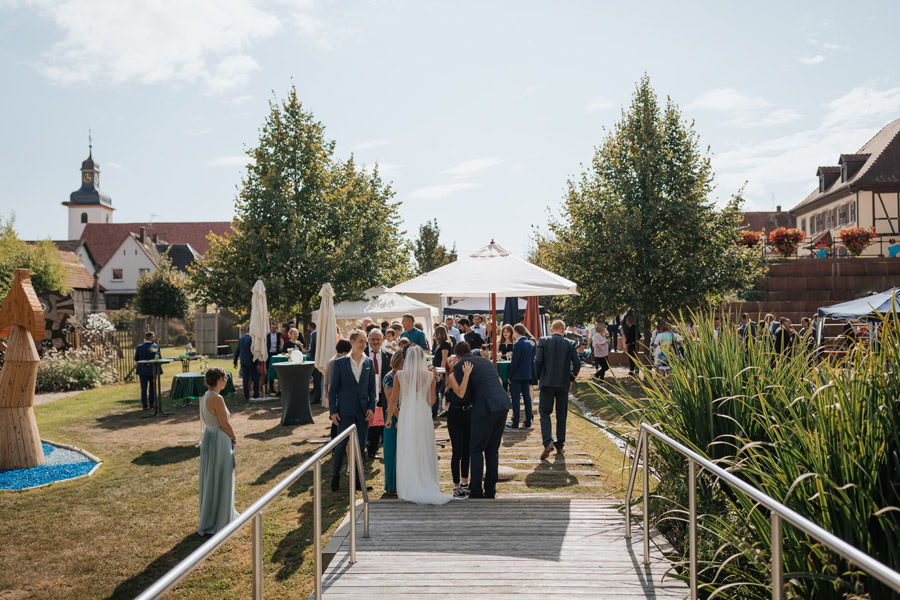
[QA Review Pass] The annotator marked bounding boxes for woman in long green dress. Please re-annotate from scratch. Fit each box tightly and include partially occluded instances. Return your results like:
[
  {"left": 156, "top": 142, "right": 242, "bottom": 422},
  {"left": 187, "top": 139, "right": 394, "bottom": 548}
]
[{"left": 198, "top": 367, "right": 239, "bottom": 536}]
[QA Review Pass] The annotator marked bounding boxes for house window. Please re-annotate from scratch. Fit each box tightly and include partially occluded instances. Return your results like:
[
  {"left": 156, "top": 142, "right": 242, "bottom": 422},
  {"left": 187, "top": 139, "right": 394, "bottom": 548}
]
[
  {"left": 112, "top": 268, "right": 123, "bottom": 280},
  {"left": 841, "top": 164, "right": 848, "bottom": 182},
  {"left": 81, "top": 212, "right": 88, "bottom": 223},
  {"left": 837, "top": 205, "right": 846, "bottom": 226},
  {"left": 849, "top": 202, "right": 856, "bottom": 223},
  {"left": 138, "top": 268, "right": 150, "bottom": 278},
  {"left": 825, "top": 210, "right": 833, "bottom": 230},
  {"left": 106, "top": 295, "right": 121, "bottom": 310},
  {"left": 815, "top": 213, "right": 823, "bottom": 232},
  {"left": 800, "top": 218, "right": 806, "bottom": 233}
]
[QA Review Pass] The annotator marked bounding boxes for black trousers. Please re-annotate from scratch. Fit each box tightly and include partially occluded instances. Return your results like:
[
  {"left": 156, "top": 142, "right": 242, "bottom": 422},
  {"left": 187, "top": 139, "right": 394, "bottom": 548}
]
[
  {"left": 539, "top": 385, "right": 569, "bottom": 450},
  {"left": 447, "top": 406, "right": 471, "bottom": 484},
  {"left": 138, "top": 373, "right": 156, "bottom": 408},
  {"left": 594, "top": 355, "right": 610, "bottom": 378},
  {"left": 469, "top": 409, "right": 507, "bottom": 498},
  {"left": 626, "top": 343, "right": 637, "bottom": 372},
  {"left": 311, "top": 369, "right": 323, "bottom": 405},
  {"left": 332, "top": 413, "right": 369, "bottom": 479},
  {"left": 240, "top": 363, "right": 260, "bottom": 399}
]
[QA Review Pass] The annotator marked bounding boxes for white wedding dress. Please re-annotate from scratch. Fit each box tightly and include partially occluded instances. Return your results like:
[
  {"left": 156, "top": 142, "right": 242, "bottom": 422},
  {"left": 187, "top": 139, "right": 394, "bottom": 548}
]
[{"left": 396, "top": 346, "right": 451, "bottom": 505}]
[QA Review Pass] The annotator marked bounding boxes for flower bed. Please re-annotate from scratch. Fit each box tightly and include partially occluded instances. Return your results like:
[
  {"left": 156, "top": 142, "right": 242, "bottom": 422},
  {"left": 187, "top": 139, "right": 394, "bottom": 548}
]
[
  {"left": 839, "top": 226, "right": 877, "bottom": 256},
  {"left": 35, "top": 347, "right": 117, "bottom": 393}
]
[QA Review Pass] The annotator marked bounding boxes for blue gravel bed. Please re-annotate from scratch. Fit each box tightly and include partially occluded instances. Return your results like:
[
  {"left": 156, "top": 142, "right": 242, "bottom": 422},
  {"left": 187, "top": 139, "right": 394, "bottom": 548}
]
[{"left": 0, "top": 442, "right": 99, "bottom": 491}]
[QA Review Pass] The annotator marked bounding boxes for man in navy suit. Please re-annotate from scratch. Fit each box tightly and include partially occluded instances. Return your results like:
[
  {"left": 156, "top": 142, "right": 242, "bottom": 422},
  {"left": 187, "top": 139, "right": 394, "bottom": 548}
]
[
  {"left": 534, "top": 320, "right": 582, "bottom": 460},
  {"left": 233, "top": 333, "right": 260, "bottom": 400},
  {"left": 454, "top": 342, "right": 511, "bottom": 499},
  {"left": 329, "top": 330, "right": 377, "bottom": 491},
  {"left": 134, "top": 331, "right": 160, "bottom": 410}
]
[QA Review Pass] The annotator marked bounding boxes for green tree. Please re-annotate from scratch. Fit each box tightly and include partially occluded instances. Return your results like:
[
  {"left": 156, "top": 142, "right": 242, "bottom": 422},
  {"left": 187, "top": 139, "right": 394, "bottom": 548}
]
[
  {"left": 414, "top": 219, "right": 457, "bottom": 274},
  {"left": 190, "top": 86, "right": 411, "bottom": 320},
  {"left": 0, "top": 214, "right": 68, "bottom": 302},
  {"left": 533, "top": 76, "right": 765, "bottom": 346},
  {"left": 134, "top": 255, "right": 190, "bottom": 320}
]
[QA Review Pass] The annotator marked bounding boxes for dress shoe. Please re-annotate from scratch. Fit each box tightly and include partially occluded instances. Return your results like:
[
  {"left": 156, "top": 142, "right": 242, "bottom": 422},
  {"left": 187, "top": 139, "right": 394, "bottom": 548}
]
[
  {"left": 540, "top": 443, "right": 554, "bottom": 460},
  {"left": 556, "top": 447, "right": 565, "bottom": 455},
  {"left": 330, "top": 476, "right": 340, "bottom": 492},
  {"left": 505, "top": 423, "right": 519, "bottom": 429},
  {"left": 522, "top": 422, "right": 532, "bottom": 429}
]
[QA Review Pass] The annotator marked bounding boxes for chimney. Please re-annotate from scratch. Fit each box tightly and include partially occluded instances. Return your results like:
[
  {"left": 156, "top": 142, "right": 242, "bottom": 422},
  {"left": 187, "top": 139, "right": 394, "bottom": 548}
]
[
  {"left": 776, "top": 205, "right": 781, "bottom": 213},
  {"left": 151, "top": 233, "right": 158, "bottom": 244},
  {"left": 139, "top": 226, "right": 146, "bottom": 244}
]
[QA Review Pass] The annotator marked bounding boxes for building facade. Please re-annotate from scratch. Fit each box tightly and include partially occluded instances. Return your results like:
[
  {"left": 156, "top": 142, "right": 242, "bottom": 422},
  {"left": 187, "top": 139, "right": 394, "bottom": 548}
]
[{"left": 790, "top": 117, "right": 900, "bottom": 257}]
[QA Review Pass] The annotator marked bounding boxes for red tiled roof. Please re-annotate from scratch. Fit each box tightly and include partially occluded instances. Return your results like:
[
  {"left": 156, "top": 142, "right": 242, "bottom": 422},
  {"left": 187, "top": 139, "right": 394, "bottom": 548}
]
[
  {"left": 741, "top": 211, "right": 795, "bottom": 232},
  {"left": 80, "top": 221, "right": 232, "bottom": 267},
  {"left": 58, "top": 251, "right": 96, "bottom": 290}
]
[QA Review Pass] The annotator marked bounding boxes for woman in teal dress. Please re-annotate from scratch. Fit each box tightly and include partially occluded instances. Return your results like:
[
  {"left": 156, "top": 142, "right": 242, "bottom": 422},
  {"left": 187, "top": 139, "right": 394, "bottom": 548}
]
[
  {"left": 198, "top": 367, "right": 239, "bottom": 535},
  {"left": 381, "top": 349, "right": 405, "bottom": 499}
]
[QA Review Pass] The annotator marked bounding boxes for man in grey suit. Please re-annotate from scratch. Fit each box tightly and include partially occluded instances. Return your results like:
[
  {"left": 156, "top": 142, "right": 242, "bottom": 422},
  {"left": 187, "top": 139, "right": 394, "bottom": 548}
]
[{"left": 534, "top": 320, "right": 582, "bottom": 460}]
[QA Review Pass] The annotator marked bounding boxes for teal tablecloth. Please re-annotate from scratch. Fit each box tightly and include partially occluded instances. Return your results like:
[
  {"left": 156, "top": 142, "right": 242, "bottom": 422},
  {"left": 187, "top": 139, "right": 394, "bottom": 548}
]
[
  {"left": 170, "top": 372, "right": 235, "bottom": 400},
  {"left": 496, "top": 361, "right": 510, "bottom": 386},
  {"left": 267, "top": 355, "right": 295, "bottom": 381}
]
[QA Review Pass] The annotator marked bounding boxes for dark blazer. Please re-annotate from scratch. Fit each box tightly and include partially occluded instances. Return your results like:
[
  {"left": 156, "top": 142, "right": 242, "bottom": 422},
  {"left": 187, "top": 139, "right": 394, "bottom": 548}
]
[
  {"left": 306, "top": 330, "right": 317, "bottom": 361},
  {"left": 534, "top": 333, "right": 581, "bottom": 389},
  {"left": 233, "top": 334, "right": 255, "bottom": 368},
  {"left": 134, "top": 341, "right": 160, "bottom": 376},
  {"left": 329, "top": 355, "right": 377, "bottom": 417},
  {"left": 454, "top": 355, "right": 511, "bottom": 421},
  {"left": 508, "top": 337, "right": 535, "bottom": 382},
  {"left": 265, "top": 332, "right": 282, "bottom": 356}
]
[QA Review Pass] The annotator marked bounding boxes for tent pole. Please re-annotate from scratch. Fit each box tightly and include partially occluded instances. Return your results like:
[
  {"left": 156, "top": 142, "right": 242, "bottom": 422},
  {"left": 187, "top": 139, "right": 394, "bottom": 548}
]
[{"left": 491, "top": 293, "right": 497, "bottom": 367}]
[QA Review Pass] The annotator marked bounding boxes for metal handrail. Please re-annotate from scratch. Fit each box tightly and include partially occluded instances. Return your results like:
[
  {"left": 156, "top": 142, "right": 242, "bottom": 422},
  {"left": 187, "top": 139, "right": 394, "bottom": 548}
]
[
  {"left": 135, "top": 424, "right": 370, "bottom": 600},
  {"left": 625, "top": 423, "right": 900, "bottom": 600}
]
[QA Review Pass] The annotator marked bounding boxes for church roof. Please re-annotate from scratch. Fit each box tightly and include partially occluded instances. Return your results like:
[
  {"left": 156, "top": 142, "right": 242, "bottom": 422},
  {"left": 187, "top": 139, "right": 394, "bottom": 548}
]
[{"left": 80, "top": 221, "right": 232, "bottom": 267}]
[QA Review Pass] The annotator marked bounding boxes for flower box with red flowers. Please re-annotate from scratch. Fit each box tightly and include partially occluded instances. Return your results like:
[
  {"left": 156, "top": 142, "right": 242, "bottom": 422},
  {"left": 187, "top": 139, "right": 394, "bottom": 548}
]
[
  {"left": 737, "top": 230, "right": 762, "bottom": 248},
  {"left": 768, "top": 227, "right": 805, "bottom": 258},
  {"left": 838, "top": 227, "right": 876, "bottom": 257}
]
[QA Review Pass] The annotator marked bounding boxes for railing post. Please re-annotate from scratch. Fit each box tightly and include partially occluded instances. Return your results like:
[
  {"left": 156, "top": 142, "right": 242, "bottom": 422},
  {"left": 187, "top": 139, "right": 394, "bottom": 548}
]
[
  {"left": 625, "top": 430, "right": 643, "bottom": 540},
  {"left": 642, "top": 428, "right": 650, "bottom": 565},
  {"left": 251, "top": 513, "right": 263, "bottom": 600},
  {"left": 314, "top": 460, "right": 322, "bottom": 600},
  {"left": 349, "top": 427, "right": 357, "bottom": 564},
  {"left": 771, "top": 513, "right": 783, "bottom": 600},
  {"left": 689, "top": 458, "right": 698, "bottom": 600}
]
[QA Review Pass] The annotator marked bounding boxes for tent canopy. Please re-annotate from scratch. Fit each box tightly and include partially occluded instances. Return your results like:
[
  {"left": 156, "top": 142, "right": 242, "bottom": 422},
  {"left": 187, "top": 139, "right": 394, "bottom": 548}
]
[
  {"left": 387, "top": 241, "right": 577, "bottom": 298},
  {"left": 311, "top": 291, "right": 439, "bottom": 340},
  {"left": 817, "top": 287, "right": 900, "bottom": 321},
  {"left": 443, "top": 296, "right": 545, "bottom": 317}
]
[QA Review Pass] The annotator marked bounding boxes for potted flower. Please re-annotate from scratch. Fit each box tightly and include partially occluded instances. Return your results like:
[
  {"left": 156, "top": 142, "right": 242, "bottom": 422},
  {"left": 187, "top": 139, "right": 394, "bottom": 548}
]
[
  {"left": 838, "top": 227, "right": 877, "bottom": 257},
  {"left": 736, "top": 230, "right": 762, "bottom": 248},
  {"left": 768, "top": 227, "right": 806, "bottom": 258}
]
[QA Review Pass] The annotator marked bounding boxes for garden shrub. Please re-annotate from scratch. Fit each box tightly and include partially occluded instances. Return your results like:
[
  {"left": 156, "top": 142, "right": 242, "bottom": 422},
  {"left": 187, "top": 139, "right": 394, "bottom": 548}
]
[{"left": 35, "top": 347, "right": 117, "bottom": 392}]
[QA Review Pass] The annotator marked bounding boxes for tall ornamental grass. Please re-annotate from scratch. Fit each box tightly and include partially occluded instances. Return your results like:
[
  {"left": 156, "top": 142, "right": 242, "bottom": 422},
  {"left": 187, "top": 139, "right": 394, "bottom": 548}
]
[{"left": 603, "top": 314, "right": 900, "bottom": 599}]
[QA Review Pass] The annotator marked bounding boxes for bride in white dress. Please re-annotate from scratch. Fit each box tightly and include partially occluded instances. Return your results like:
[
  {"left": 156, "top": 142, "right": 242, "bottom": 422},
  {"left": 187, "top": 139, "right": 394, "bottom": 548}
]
[{"left": 396, "top": 345, "right": 452, "bottom": 505}]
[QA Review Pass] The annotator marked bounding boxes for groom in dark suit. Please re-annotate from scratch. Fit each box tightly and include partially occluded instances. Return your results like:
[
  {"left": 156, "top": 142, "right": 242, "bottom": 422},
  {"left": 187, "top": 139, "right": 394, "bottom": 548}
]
[
  {"left": 453, "top": 341, "right": 511, "bottom": 499},
  {"left": 329, "top": 330, "right": 377, "bottom": 491}
]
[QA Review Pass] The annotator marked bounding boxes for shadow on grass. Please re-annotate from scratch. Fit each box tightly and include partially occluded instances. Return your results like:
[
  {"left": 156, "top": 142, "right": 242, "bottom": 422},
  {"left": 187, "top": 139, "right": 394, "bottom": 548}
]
[
  {"left": 252, "top": 450, "right": 316, "bottom": 486},
  {"left": 133, "top": 445, "right": 200, "bottom": 466},
  {"left": 524, "top": 453, "right": 578, "bottom": 488},
  {"left": 106, "top": 533, "right": 205, "bottom": 600}
]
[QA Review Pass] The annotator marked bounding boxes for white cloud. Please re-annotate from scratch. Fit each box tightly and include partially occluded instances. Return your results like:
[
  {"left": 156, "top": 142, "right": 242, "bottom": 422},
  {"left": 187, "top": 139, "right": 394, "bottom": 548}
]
[
  {"left": 687, "top": 88, "right": 801, "bottom": 128},
  {"left": 105, "top": 162, "right": 123, "bottom": 169},
  {"left": 208, "top": 155, "right": 250, "bottom": 167},
  {"left": 409, "top": 183, "right": 478, "bottom": 201},
  {"left": 687, "top": 88, "right": 770, "bottom": 113},
  {"left": 231, "top": 95, "right": 254, "bottom": 104},
  {"left": 823, "top": 42, "right": 847, "bottom": 51},
  {"left": 585, "top": 98, "right": 615, "bottom": 112},
  {"left": 713, "top": 85, "right": 900, "bottom": 209},
  {"left": 352, "top": 139, "right": 390, "bottom": 152},
  {"left": 798, "top": 55, "right": 825, "bottom": 65},
  {"left": 442, "top": 158, "right": 503, "bottom": 178},
  {"left": 21, "top": 0, "right": 333, "bottom": 92}
]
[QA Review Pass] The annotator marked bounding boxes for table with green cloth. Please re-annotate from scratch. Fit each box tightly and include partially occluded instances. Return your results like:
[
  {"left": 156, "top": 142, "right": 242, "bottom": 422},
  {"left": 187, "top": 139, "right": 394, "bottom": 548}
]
[
  {"left": 496, "top": 361, "right": 510, "bottom": 386},
  {"left": 267, "top": 355, "right": 296, "bottom": 381},
  {"left": 170, "top": 372, "right": 236, "bottom": 402}
]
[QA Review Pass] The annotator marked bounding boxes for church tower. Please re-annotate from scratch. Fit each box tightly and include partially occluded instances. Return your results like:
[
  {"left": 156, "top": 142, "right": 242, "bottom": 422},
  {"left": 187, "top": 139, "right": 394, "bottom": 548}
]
[{"left": 62, "top": 139, "right": 114, "bottom": 240}]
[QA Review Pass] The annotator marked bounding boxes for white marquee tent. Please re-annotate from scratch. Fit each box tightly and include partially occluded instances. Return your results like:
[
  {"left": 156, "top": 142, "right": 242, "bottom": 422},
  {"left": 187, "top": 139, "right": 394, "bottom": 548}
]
[{"left": 311, "top": 291, "right": 439, "bottom": 341}]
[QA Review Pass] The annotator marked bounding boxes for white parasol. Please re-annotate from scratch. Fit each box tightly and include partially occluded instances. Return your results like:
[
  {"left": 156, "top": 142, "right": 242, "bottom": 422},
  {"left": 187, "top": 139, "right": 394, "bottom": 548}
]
[
  {"left": 249, "top": 278, "right": 269, "bottom": 363},
  {"left": 315, "top": 283, "right": 338, "bottom": 406}
]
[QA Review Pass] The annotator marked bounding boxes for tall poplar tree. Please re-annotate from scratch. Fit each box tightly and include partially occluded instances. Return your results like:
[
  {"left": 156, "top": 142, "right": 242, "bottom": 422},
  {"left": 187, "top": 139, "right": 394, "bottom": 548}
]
[
  {"left": 534, "top": 76, "right": 765, "bottom": 346},
  {"left": 414, "top": 219, "right": 457, "bottom": 274},
  {"left": 190, "top": 86, "right": 411, "bottom": 319}
]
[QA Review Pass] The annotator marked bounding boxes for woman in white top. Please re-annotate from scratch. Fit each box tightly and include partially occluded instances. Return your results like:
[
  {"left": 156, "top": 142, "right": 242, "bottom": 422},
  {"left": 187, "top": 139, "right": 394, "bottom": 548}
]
[{"left": 591, "top": 322, "right": 610, "bottom": 380}]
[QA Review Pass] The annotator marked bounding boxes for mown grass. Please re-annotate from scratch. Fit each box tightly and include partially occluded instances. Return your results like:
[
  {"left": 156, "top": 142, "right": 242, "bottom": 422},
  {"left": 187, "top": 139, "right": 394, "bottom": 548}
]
[{"left": 0, "top": 351, "right": 380, "bottom": 600}]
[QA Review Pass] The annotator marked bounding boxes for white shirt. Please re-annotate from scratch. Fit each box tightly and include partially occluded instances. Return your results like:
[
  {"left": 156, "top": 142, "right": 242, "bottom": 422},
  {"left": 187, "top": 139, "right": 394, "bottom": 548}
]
[
  {"left": 368, "top": 349, "right": 382, "bottom": 393},
  {"left": 268, "top": 334, "right": 278, "bottom": 353},
  {"left": 473, "top": 325, "right": 487, "bottom": 339},
  {"left": 349, "top": 353, "right": 365, "bottom": 383},
  {"left": 447, "top": 326, "right": 461, "bottom": 343}
]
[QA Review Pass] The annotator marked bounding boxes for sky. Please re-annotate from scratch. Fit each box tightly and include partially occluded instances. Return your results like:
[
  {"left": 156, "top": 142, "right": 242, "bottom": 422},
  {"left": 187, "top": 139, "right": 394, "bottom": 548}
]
[{"left": 2, "top": 1, "right": 900, "bottom": 258}]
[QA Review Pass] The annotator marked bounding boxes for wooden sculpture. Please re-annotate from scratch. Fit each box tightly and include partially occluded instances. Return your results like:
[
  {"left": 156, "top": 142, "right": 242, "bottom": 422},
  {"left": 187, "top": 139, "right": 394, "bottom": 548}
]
[{"left": 0, "top": 269, "right": 45, "bottom": 469}]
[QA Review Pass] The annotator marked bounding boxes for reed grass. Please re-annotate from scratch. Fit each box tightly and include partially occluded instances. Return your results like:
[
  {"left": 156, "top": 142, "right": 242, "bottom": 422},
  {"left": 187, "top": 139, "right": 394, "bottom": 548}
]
[{"left": 601, "top": 313, "right": 900, "bottom": 599}]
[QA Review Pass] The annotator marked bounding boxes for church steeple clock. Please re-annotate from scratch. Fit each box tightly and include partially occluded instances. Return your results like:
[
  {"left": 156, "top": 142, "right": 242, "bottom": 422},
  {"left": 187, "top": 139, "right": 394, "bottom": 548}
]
[{"left": 62, "top": 134, "right": 114, "bottom": 240}]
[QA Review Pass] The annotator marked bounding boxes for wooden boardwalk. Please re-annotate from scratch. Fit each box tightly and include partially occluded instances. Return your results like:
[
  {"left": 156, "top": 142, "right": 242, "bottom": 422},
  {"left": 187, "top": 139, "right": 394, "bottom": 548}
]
[
  {"left": 321, "top": 499, "right": 688, "bottom": 599},
  {"left": 315, "top": 387, "right": 688, "bottom": 599}
]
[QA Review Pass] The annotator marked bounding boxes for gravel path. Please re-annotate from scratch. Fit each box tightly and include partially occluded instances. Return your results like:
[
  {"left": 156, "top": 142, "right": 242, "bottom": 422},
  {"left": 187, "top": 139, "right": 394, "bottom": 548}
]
[{"left": 33, "top": 389, "right": 85, "bottom": 406}]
